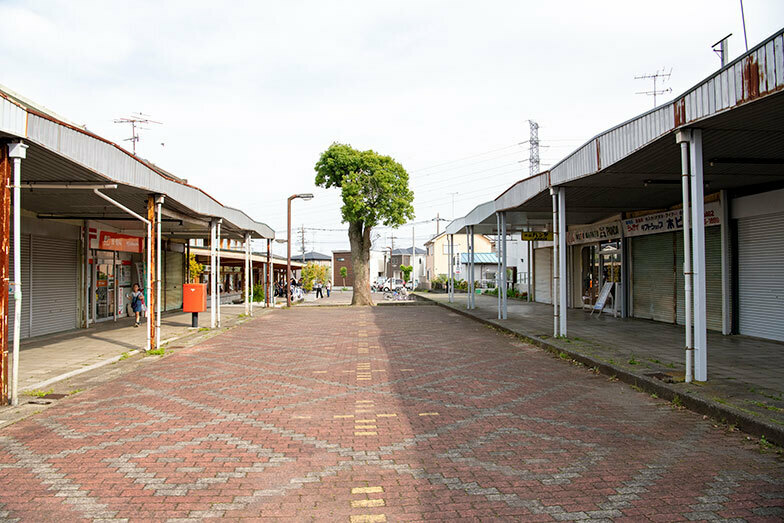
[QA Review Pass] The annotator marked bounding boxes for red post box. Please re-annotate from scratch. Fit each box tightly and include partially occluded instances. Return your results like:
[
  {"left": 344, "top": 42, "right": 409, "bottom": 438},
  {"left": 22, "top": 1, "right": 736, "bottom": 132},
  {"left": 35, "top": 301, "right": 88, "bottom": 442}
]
[{"left": 183, "top": 283, "right": 207, "bottom": 313}]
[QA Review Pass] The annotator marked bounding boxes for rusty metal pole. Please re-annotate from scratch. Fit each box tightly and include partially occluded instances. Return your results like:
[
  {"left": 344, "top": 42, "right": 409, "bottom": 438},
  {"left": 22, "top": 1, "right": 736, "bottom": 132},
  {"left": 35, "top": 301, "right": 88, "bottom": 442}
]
[
  {"left": 0, "top": 144, "right": 10, "bottom": 404},
  {"left": 147, "top": 196, "right": 156, "bottom": 352},
  {"left": 266, "top": 239, "right": 271, "bottom": 307}
]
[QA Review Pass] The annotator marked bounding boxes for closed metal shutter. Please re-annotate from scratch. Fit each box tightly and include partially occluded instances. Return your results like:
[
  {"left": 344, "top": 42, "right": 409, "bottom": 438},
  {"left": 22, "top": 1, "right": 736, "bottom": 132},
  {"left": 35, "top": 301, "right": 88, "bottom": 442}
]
[
  {"left": 164, "top": 250, "right": 183, "bottom": 311},
  {"left": 30, "top": 237, "right": 79, "bottom": 337},
  {"left": 8, "top": 234, "right": 31, "bottom": 341},
  {"left": 632, "top": 233, "right": 675, "bottom": 323},
  {"left": 737, "top": 212, "right": 784, "bottom": 341},
  {"left": 534, "top": 247, "right": 552, "bottom": 304},
  {"left": 675, "top": 227, "right": 723, "bottom": 331}
]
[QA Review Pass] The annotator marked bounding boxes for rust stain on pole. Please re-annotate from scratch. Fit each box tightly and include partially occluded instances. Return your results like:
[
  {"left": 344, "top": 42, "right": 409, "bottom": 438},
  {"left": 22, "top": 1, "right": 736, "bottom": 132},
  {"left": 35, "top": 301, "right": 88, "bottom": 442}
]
[
  {"left": 147, "top": 196, "right": 156, "bottom": 351},
  {"left": 741, "top": 56, "right": 761, "bottom": 102},
  {"left": 0, "top": 144, "right": 9, "bottom": 403}
]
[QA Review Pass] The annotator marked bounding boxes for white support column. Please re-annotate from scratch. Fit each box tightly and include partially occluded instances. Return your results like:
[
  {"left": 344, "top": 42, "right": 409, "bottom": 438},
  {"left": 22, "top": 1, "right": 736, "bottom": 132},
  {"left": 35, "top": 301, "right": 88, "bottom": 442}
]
[
  {"left": 496, "top": 213, "right": 501, "bottom": 319},
  {"left": 216, "top": 222, "right": 222, "bottom": 328},
  {"left": 676, "top": 131, "right": 693, "bottom": 382},
  {"left": 244, "top": 233, "right": 250, "bottom": 316},
  {"left": 551, "top": 187, "right": 559, "bottom": 337},
  {"left": 155, "top": 195, "right": 163, "bottom": 351},
  {"left": 447, "top": 234, "right": 454, "bottom": 303},
  {"left": 8, "top": 142, "right": 27, "bottom": 406},
  {"left": 501, "top": 212, "right": 508, "bottom": 320},
  {"left": 210, "top": 220, "right": 217, "bottom": 329},
  {"left": 720, "top": 190, "right": 730, "bottom": 335},
  {"left": 249, "top": 236, "right": 254, "bottom": 316},
  {"left": 558, "top": 188, "right": 567, "bottom": 336},
  {"left": 689, "top": 129, "right": 707, "bottom": 381},
  {"left": 527, "top": 228, "right": 532, "bottom": 302}
]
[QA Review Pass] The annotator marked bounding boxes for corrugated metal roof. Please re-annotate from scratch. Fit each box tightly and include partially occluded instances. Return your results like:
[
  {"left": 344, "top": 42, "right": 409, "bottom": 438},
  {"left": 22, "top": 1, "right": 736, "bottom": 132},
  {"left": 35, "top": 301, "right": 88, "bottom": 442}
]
[{"left": 460, "top": 252, "right": 498, "bottom": 264}]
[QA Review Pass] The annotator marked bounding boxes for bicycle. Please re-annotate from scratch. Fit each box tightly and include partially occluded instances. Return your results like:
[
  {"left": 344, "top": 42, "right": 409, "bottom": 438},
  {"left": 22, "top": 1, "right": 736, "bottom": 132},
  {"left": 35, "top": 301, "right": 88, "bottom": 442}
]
[{"left": 383, "top": 289, "right": 413, "bottom": 301}]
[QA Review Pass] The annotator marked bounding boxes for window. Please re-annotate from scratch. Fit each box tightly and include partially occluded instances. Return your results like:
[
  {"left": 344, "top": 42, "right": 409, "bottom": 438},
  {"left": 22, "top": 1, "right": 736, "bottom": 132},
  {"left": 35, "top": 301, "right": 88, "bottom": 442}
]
[{"left": 337, "top": 257, "right": 345, "bottom": 262}]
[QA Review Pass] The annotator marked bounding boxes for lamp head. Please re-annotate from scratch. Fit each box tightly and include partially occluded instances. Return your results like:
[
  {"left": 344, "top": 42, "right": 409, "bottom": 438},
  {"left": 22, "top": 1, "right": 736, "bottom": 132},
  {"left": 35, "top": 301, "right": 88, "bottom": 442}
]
[{"left": 297, "top": 193, "right": 314, "bottom": 201}]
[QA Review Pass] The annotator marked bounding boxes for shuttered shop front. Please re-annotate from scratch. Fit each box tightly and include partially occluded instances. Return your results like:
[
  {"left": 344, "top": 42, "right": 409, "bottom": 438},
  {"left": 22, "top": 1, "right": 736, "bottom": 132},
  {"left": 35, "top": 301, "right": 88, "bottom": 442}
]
[
  {"left": 737, "top": 212, "right": 784, "bottom": 342},
  {"left": 8, "top": 234, "right": 32, "bottom": 341},
  {"left": 9, "top": 235, "right": 78, "bottom": 340},
  {"left": 632, "top": 233, "right": 675, "bottom": 323},
  {"left": 534, "top": 247, "right": 552, "bottom": 304}
]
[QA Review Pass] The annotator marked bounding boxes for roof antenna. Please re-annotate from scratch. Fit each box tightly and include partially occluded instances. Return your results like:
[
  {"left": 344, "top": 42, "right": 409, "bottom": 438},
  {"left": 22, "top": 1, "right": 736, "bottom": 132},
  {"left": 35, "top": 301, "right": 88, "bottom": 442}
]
[
  {"left": 739, "top": 0, "right": 749, "bottom": 52},
  {"left": 113, "top": 112, "right": 162, "bottom": 155},
  {"left": 712, "top": 34, "right": 732, "bottom": 67},
  {"left": 634, "top": 68, "right": 672, "bottom": 108}
]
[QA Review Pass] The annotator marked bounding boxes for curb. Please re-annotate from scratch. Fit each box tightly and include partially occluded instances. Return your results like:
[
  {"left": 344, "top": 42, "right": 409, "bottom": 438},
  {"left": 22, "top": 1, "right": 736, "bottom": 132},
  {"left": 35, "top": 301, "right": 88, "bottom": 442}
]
[{"left": 416, "top": 294, "right": 784, "bottom": 447}]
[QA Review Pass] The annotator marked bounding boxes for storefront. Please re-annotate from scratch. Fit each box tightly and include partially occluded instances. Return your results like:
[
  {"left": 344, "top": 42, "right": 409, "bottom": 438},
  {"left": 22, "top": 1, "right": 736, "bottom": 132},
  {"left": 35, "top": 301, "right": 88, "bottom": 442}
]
[
  {"left": 567, "top": 221, "right": 623, "bottom": 313},
  {"left": 624, "top": 199, "right": 723, "bottom": 330},
  {"left": 88, "top": 228, "right": 144, "bottom": 323},
  {"left": 533, "top": 244, "right": 552, "bottom": 304},
  {"left": 732, "top": 188, "right": 784, "bottom": 342}
]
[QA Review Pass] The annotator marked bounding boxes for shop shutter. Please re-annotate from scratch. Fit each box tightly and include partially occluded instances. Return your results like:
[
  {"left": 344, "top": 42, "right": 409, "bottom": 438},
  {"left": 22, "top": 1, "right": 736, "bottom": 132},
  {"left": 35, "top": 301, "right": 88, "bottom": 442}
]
[
  {"left": 534, "top": 247, "right": 552, "bottom": 304},
  {"left": 675, "top": 227, "right": 723, "bottom": 331},
  {"left": 737, "top": 212, "right": 784, "bottom": 341},
  {"left": 30, "top": 237, "right": 79, "bottom": 337},
  {"left": 8, "top": 234, "right": 31, "bottom": 341},
  {"left": 632, "top": 233, "right": 675, "bottom": 323},
  {"left": 164, "top": 251, "right": 183, "bottom": 311}
]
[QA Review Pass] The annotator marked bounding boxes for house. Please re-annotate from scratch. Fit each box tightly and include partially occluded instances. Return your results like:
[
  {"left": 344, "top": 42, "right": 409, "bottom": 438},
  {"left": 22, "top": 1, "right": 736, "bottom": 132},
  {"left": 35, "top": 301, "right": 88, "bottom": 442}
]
[
  {"left": 298, "top": 251, "right": 332, "bottom": 268},
  {"left": 332, "top": 250, "right": 353, "bottom": 288},
  {"left": 459, "top": 252, "right": 499, "bottom": 287},
  {"left": 387, "top": 247, "right": 426, "bottom": 284},
  {"left": 424, "top": 232, "right": 494, "bottom": 283}
]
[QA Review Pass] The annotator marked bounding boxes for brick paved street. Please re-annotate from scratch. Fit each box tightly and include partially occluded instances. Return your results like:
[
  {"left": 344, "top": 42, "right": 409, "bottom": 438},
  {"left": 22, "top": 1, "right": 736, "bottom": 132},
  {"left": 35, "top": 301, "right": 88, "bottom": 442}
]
[{"left": 0, "top": 304, "right": 782, "bottom": 522}]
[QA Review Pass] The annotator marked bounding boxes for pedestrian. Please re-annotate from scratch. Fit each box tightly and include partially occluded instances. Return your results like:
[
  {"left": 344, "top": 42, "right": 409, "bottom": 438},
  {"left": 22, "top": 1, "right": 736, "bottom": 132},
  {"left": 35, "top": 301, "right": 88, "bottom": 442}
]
[
  {"left": 315, "top": 280, "right": 323, "bottom": 299},
  {"left": 326, "top": 280, "right": 331, "bottom": 297},
  {"left": 127, "top": 283, "right": 145, "bottom": 327}
]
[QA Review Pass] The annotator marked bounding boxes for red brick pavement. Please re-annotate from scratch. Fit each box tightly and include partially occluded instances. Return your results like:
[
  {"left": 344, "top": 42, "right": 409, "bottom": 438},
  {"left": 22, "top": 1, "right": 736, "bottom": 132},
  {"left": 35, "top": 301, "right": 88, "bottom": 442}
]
[{"left": 0, "top": 304, "right": 781, "bottom": 522}]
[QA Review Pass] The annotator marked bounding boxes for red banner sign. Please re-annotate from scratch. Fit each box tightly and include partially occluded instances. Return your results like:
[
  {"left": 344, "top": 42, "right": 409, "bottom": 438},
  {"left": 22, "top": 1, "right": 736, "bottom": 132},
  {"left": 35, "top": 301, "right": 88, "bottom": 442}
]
[{"left": 99, "top": 231, "right": 143, "bottom": 253}]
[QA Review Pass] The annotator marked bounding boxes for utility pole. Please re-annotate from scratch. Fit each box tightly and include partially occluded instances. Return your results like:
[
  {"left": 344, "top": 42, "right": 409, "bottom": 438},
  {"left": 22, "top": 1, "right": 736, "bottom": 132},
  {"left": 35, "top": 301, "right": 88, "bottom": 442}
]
[
  {"left": 528, "top": 120, "right": 539, "bottom": 177},
  {"left": 299, "top": 225, "right": 306, "bottom": 262},
  {"left": 712, "top": 34, "right": 732, "bottom": 67},
  {"left": 113, "top": 113, "right": 162, "bottom": 155},
  {"left": 448, "top": 192, "right": 458, "bottom": 218},
  {"left": 436, "top": 212, "right": 440, "bottom": 235},
  {"left": 635, "top": 69, "right": 672, "bottom": 108}
]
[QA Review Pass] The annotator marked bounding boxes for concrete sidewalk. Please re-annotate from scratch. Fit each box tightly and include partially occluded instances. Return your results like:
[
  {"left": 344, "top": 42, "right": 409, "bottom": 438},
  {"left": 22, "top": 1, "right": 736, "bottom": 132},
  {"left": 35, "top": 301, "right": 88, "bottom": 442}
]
[
  {"left": 417, "top": 291, "right": 784, "bottom": 445},
  {"left": 14, "top": 304, "right": 263, "bottom": 393}
]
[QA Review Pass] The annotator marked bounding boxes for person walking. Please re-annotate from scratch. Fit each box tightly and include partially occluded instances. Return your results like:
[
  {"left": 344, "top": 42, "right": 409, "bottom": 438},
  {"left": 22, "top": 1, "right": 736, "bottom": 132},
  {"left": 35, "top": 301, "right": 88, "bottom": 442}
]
[
  {"left": 128, "top": 283, "right": 145, "bottom": 327},
  {"left": 326, "top": 280, "right": 331, "bottom": 298},
  {"left": 315, "top": 280, "right": 323, "bottom": 299}
]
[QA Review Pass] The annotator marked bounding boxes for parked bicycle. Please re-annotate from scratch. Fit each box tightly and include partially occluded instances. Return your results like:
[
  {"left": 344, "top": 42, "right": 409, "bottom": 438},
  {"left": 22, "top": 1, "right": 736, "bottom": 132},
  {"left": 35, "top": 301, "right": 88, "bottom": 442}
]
[{"left": 383, "top": 288, "right": 413, "bottom": 301}]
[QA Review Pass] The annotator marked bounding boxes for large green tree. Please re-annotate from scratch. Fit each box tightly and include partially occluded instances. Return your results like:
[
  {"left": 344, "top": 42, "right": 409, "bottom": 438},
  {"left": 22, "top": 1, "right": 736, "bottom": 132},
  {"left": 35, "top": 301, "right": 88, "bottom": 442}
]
[{"left": 315, "top": 143, "right": 414, "bottom": 305}]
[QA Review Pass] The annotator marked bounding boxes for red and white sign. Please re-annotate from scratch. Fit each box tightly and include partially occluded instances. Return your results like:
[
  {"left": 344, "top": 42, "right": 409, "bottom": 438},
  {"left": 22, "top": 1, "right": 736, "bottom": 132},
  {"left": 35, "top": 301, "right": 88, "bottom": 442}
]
[
  {"left": 622, "top": 201, "right": 721, "bottom": 238},
  {"left": 99, "top": 231, "right": 143, "bottom": 253}
]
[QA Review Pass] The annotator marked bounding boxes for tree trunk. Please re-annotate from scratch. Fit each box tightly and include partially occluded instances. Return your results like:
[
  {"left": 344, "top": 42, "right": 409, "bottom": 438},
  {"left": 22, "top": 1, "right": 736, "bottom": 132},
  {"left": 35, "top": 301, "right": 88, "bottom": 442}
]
[{"left": 349, "top": 221, "right": 374, "bottom": 306}]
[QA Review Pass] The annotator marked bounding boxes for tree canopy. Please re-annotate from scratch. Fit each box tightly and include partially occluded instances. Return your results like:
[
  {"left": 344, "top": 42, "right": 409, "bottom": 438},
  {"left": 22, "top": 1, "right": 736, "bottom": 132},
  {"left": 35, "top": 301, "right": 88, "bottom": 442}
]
[{"left": 314, "top": 143, "right": 414, "bottom": 229}]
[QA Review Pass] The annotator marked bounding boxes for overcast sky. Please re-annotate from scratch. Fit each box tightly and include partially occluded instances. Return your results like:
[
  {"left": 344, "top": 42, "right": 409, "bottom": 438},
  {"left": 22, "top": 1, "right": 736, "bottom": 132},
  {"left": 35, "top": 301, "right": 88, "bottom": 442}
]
[{"left": 1, "top": 0, "right": 782, "bottom": 255}]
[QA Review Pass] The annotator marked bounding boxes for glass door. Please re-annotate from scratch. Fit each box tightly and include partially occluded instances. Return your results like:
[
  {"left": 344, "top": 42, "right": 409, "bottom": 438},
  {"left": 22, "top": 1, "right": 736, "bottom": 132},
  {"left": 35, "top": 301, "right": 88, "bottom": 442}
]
[{"left": 95, "top": 250, "right": 115, "bottom": 322}]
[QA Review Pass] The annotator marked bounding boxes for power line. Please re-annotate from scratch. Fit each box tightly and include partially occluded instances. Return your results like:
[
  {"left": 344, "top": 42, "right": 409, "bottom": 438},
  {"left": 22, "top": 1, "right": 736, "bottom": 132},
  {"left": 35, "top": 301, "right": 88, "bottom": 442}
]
[{"left": 412, "top": 143, "right": 521, "bottom": 172}]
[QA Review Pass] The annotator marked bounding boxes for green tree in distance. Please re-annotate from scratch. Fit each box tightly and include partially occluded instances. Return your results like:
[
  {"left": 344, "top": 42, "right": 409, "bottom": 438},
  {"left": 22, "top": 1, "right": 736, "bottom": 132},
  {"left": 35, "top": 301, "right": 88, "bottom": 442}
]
[
  {"left": 315, "top": 143, "right": 414, "bottom": 305},
  {"left": 400, "top": 264, "right": 413, "bottom": 284},
  {"left": 339, "top": 266, "right": 348, "bottom": 287}
]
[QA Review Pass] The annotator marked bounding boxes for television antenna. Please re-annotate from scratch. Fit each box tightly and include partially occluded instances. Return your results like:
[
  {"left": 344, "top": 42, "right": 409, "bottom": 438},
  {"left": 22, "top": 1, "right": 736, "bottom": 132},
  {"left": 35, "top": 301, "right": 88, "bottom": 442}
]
[
  {"left": 712, "top": 34, "right": 732, "bottom": 67},
  {"left": 113, "top": 112, "right": 162, "bottom": 155},
  {"left": 634, "top": 68, "right": 672, "bottom": 108}
]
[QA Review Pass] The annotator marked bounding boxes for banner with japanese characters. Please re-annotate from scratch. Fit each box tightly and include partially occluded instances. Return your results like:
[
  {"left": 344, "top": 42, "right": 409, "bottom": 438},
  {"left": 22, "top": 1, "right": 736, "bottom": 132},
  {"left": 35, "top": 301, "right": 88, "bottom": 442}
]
[{"left": 622, "top": 201, "right": 721, "bottom": 238}]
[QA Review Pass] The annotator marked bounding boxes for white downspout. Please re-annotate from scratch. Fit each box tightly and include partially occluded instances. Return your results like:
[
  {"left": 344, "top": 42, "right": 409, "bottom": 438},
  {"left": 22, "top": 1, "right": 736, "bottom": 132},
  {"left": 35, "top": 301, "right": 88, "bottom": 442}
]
[
  {"left": 676, "top": 132, "right": 693, "bottom": 383},
  {"left": 209, "top": 220, "right": 216, "bottom": 329},
  {"left": 501, "top": 213, "right": 508, "bottom": 320},
  {"left": 244, "top": 233, "right": 250, "bottom": 316},
  {"left": 216, "top": 222, "right": 222, "bottom": 328},
  {"left": 8, "top": 143, "right": 27, "bottom": 406},
  {"left": 689, "top": 129, "right": 707, "bottom": 381}
]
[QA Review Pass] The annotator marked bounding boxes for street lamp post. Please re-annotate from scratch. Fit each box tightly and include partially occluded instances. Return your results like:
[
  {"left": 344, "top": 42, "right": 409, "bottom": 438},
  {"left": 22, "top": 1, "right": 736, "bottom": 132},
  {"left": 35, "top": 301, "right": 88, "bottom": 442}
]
[{"left": 287, "top": 193, "right": 313, "bottom": 307}]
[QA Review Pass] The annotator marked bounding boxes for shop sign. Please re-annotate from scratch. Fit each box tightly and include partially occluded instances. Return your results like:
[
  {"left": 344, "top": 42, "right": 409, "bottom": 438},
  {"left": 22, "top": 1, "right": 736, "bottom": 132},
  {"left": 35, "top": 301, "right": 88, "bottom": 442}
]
[
  {"left": 566, "top": 222, "right": 621, "bottom": 245},
  {"left": 99, "top": 231, "right": 143, "bottom": 253},
  {"left": 521, "top": 231, "right": 553, "bottom": 241},
  {"left": 622, "top": 201, "right": 721, "bottom": 238}
]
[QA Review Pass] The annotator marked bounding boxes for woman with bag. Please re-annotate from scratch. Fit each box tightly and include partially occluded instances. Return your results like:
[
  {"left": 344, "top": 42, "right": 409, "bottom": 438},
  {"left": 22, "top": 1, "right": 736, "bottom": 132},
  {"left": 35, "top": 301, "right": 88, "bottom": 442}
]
[{"left": 128, "top": 283, "right": 145, "bottom": 327}]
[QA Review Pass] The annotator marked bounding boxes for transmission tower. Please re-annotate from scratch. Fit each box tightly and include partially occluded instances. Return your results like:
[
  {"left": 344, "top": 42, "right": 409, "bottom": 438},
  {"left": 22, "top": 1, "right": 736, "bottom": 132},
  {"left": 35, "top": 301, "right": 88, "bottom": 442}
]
[
  {"left": 113, "top": 112, "right": 162, "bottom": 155},
  {"left": 634, "top": 69, "right": 672, "bottom": 108},
  {"left": 528, "top": 120, "right": 540, "bottom": 177}
]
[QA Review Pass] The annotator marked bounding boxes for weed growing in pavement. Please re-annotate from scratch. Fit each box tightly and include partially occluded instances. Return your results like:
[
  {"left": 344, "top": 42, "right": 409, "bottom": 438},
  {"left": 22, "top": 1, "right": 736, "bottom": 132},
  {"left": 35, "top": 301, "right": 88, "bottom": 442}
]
[
  {"left": 558, "top": 352, "right": 570, "bottom": 360},
  {"left": 119, "top": 352, "right": 131, "bottom": 361},
  {"left": 68, "top": 389, "right": 84, "bottom": 395},
  {"left": 750, "top": 401, "right": 783, "bottom": 412},
  {"left": 198, "top": 327, "right": 209, "bottom": 332},
  {"left": 25, "top": 389, "right": 53, "bottom": 398},
  {"left": 591, "top": 366, "right": 600, "bottom": 374},
  {"left": 628, "top": 355, "right": 639, "bottom": 365},
  {"left": 759, "top": 436, "right": 775, "bottom": 452},
  {"left": 146, "top": 347, "right": 166, "bottom": 356},
  {"left": 650, "top": 392, "right": 659, "bottom": 399},
  {"left": 607, "top": 358, "right": 616, "bottom": 365},
  {"left": 748, "top": 387, "right": 783, "bottom": 402},
  {"left": 630, "top": 384, "right": 643, "bottom": 393},
  {"left": 648, "top": 358, "right": 662, "bottom": 364},
  {"left": 671, "top": 395, "right": 684, "bottom": 408},
  {"left": 665, "top": 362, "right": 676, "bottom": 369},
  {"left": 608, "top": 374, "right": 618, "bottom": 382}
]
